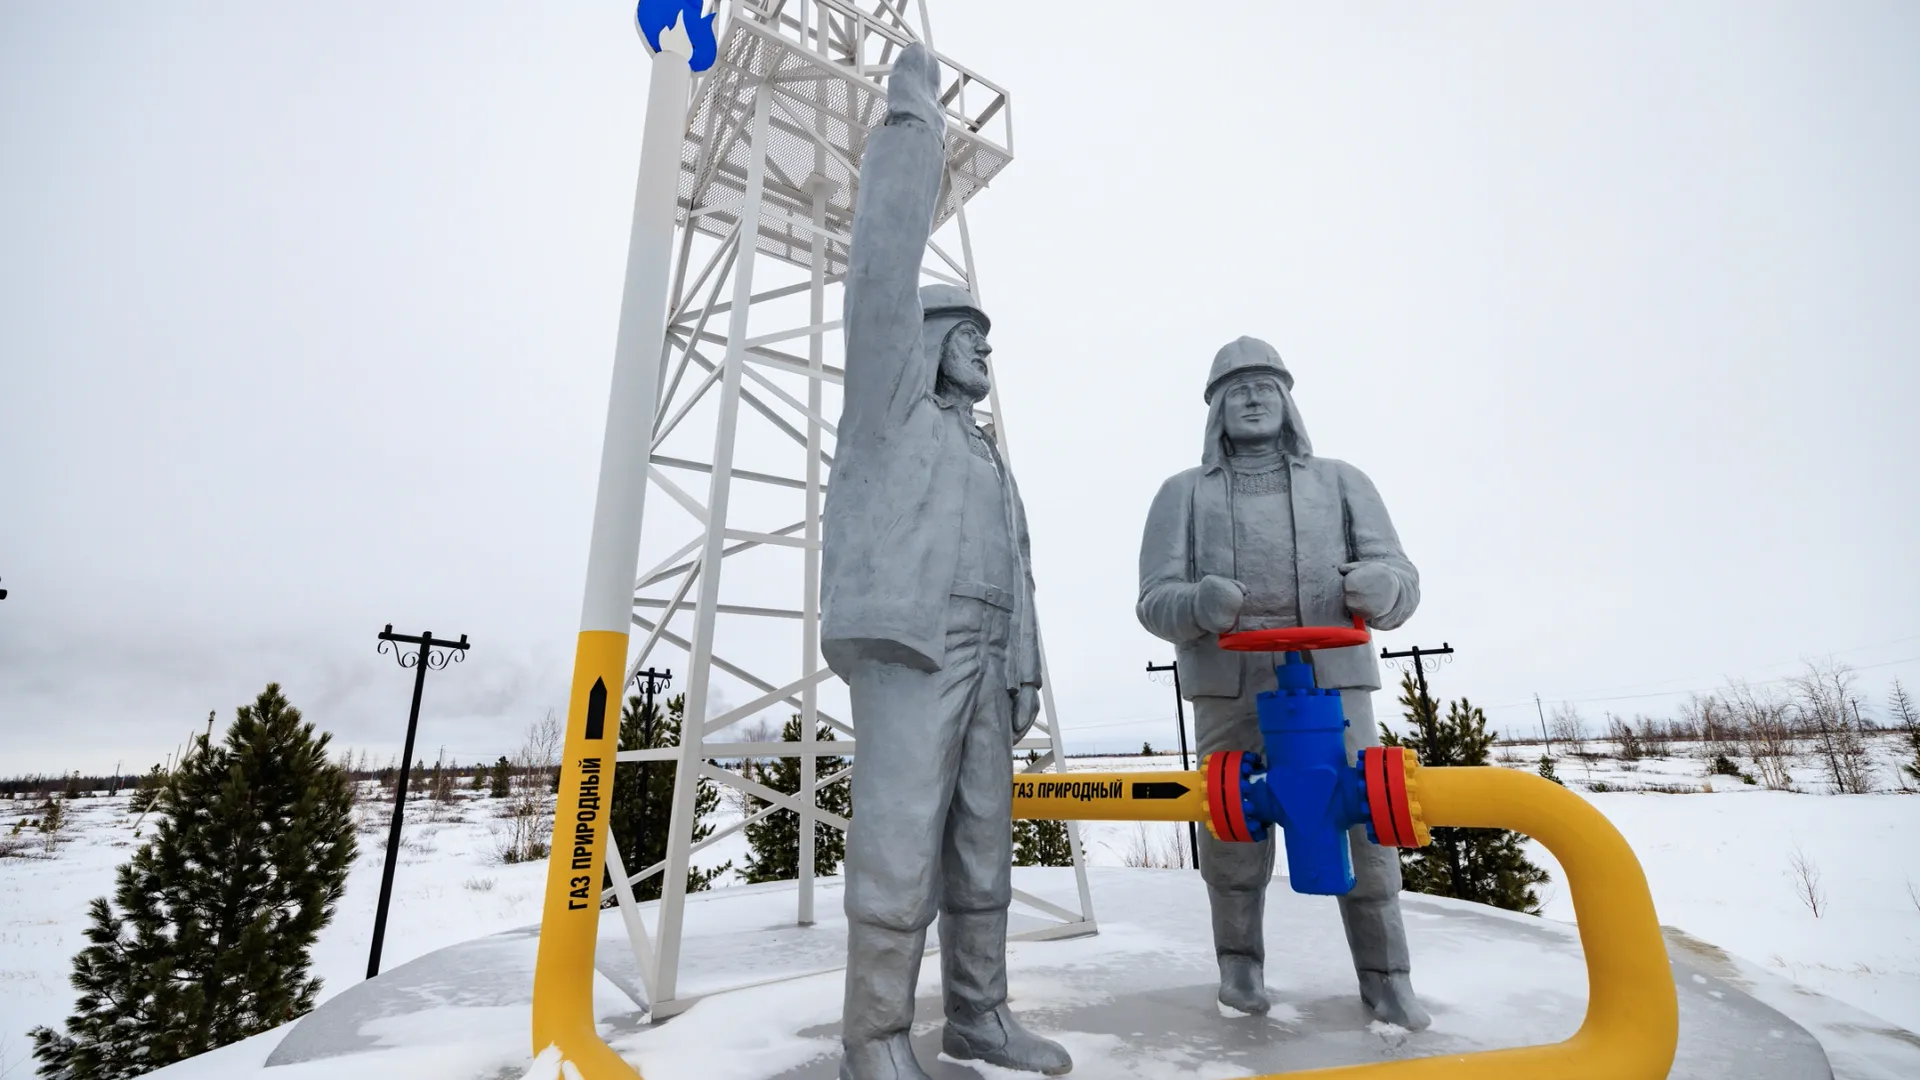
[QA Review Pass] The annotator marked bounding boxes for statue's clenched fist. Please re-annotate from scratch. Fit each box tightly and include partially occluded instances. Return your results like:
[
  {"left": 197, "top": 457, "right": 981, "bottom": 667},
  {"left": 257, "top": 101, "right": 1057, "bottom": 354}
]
[
  {"left": 885, "top": 43, "right": 944, "bottom": 131},
  {"left": 1338, "top": 561, "right": 1400, "bottom": 623},
  {"left": 1012, "top": 685, "right": 1041, "bottom": 741},
  {"left": 1195, "top": 574, "right": 1246, "bottom": 634}
]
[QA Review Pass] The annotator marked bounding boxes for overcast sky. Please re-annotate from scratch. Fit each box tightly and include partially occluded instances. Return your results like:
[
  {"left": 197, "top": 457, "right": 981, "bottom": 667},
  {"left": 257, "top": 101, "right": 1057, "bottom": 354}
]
[{"left": 4, "top": 2, "right": 1917, "bottom": 775}]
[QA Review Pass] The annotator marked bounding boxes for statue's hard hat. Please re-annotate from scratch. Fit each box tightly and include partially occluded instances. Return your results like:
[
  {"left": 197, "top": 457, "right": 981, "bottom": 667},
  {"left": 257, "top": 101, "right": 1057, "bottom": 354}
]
[
  {"left": 1203, "top": 336, "right": 1293, "bottom": 403},
  {"left": 920, "top": 283, "right": 990, "bottom": 334}
]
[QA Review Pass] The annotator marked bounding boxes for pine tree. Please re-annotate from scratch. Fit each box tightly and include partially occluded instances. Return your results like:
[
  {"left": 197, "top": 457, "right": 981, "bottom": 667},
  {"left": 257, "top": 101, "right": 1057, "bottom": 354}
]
[
  {"left": 1380, "top": 673, "right": 1550, "bottom": 914},
  {"left": 30, "top": 684, "right": 356, "bottom": 1080},
  {"left": 1012, "top": 818, "right": 1073, "bottom": 867},
  {"left": 1536, "top": 756, "right": 1563, "bottom": 786},
  {"left": 741, "top": 716, "right": 853, "bottom": 884},
  {"left": 489, "top": 756, "right": 512, "bottom": 799},
  {"left": 605, "top": 694, "right": 732, "bottom": 903}
]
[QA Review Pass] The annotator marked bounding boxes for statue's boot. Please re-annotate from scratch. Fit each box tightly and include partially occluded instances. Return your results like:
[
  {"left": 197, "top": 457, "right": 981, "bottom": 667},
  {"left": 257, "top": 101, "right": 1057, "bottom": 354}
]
[
  {"left": 1358, "top": 970, "right": 1431, "bottom": 1031},
  {"left": 839, "top": 1033, "right": 933, "bottom": 1080},
  {"left": 1209, "top": 882, "right": 1271, "bottom": 1014},
  {"left": 938, "top": 909, "right": 1071, "bottom": 1074},
  {"left": 942, "top": 1005, "right": 1072, "bottom": 1075},
  {"left": 1217, "top": 953, "right": 1271, "bottom": 1014},
  {"left": 1339, "top": 882, "right": 1431, "bottom": 1031},
  {"left": 841, "top": 922, "right": 933, "bottom": 1080}
]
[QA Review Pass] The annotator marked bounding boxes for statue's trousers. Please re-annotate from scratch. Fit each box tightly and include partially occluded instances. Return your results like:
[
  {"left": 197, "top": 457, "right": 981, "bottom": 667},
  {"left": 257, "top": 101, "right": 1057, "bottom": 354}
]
[{"left": 841, "top": 596, "right": 1017, "bottom": 1044}]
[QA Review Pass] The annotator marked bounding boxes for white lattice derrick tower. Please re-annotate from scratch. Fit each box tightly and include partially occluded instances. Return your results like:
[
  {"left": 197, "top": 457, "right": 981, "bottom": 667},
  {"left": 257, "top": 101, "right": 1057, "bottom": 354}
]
[{"left": 598, "top": 0, "right": 1095, "bottom": 1020}]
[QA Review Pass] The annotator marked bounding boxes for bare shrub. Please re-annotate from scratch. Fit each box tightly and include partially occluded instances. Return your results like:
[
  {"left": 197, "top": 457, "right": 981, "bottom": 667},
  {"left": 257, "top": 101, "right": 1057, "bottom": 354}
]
[
  {"left": 1788, "top": 846, "right": 1825, "bottom": 918},
  {"left": 1691, "top": 693, "right": 1738, "bottom": 761},
  {"left": 1791, "top": 659, "right": 1876, "bottom": 794},
  {"left": 1889, "top": 681, "right": 1920, "bottom": 790},
  {"left": 1725, "top": 681, "right": 1796, "bottom": 790},
  {"left": 1549, "top": 703, "right": 1587, "bottom": 757},
  {"left": 492, "top": 714, "right": 561, "bottom": 864},
  {"left": 463, "top": 876, "right": 497, "bottom": 893},
  {"left": 1606, "top": 714, "right": 1645, "bottom": 762},
  {"left": 1634, "top": 714, "right": 1663, "bottom": 749},
  {"left": 1117, "top": 821, "right": 1190, "bottom": 869}
]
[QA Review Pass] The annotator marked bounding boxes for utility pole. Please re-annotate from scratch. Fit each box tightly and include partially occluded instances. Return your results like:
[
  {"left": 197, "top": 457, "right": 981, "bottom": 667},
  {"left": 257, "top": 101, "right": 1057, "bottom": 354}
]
[
  {"left": 368, "top": 624, "right": 469, "bottom": 979},
  {"left": 1534, "top": 693, "right": 1552, "bottom": 756},
  {"left": 1145, "top": 662, "right": 1200, "bottom": 870}
]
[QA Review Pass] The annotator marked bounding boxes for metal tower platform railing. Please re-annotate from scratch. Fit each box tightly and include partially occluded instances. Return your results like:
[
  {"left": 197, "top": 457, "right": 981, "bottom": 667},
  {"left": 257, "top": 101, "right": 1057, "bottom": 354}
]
[{"left": 600, "top": 0, "right": 1096, "bottom": 1020}]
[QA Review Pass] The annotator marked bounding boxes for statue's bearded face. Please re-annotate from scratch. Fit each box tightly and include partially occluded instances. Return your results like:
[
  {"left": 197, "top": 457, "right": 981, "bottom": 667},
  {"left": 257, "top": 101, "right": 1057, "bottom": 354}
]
[
  {"left": 937, "top": 319, "right": 993, "bottom": 403},
  {"left": 1220, "top": 373, "right": 1286, "bottom": 449}
]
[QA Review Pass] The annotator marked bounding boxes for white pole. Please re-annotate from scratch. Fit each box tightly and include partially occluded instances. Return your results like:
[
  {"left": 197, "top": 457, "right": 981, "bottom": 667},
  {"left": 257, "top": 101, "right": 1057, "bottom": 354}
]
[
  {"left": 531, "top": 14, "right": 698, "bottom": 1075},
  {"left": 798, "top": 173, "right": 829, "bottom": 926},
  {"left": 577, "top": 49, "right": 693, "bottom": 634}
]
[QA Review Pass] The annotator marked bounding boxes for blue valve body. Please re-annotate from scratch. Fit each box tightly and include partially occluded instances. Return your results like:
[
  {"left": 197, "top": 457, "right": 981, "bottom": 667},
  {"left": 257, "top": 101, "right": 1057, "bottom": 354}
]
[{"left": 1240, "top": 651, "right": 1371, "bottom": 895}]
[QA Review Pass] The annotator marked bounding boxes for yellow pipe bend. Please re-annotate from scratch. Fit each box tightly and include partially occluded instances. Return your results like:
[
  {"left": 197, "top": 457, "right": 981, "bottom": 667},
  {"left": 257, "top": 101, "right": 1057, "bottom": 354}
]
[{"left": 1252, "top": 764, "right": 1678, "bottom": 1080}]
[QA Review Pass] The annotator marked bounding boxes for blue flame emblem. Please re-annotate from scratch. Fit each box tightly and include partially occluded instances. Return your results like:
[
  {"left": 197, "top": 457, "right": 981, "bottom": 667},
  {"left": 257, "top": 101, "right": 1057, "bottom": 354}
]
[{"left": 636, "top": 0, "right": 718, "bottom": 73}]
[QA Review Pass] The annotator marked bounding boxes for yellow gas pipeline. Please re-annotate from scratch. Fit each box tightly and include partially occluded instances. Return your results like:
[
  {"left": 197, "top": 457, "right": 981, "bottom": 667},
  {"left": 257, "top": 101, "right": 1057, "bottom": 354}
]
[{"left": 1014, "top": 757, "right": 1679, "bottom": 1080}]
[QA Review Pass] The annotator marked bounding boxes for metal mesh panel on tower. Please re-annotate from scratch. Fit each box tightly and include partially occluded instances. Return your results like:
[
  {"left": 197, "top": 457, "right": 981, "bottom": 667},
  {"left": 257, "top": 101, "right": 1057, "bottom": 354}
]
[{"left": 675, "top": 19, "right": 1011, "bottom": 277}]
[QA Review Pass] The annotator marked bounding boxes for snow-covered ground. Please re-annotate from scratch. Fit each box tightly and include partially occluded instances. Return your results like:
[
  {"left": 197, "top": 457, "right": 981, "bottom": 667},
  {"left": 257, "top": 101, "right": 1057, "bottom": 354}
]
[{"left": 3, "top": 733, "right": 1917, "bottom": 1073}]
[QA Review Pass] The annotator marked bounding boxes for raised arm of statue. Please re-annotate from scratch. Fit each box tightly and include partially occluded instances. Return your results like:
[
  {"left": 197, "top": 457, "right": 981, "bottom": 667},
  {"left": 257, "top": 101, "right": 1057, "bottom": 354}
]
[{"left": 841, "top": 43, "right": 947, "bottom": 442}]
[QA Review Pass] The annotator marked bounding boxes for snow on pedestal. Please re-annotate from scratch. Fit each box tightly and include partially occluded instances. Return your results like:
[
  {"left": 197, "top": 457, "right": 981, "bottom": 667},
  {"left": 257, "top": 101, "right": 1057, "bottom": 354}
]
[{"left": 126, "top": 866, "right": 1919, "bottom": 1080}]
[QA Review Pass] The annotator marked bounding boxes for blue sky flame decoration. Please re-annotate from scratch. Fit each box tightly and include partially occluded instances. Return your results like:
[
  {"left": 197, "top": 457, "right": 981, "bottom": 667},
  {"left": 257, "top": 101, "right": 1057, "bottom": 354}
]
[{"left": 637, "top": 0, "right": 718, "bottom": 73}]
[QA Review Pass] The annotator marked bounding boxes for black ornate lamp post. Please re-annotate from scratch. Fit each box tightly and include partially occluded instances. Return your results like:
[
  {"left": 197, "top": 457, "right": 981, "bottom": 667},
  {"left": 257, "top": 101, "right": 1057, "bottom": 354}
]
[
  {"left": 367, "top": 624, "right": 469, "bottom": 979},
  {"left": 1380, "top": 642, "right": 1454, "bottom": 765}
]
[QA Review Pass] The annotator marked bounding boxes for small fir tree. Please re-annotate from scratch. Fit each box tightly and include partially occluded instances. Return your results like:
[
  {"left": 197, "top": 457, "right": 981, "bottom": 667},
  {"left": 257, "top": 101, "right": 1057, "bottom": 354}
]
[
  {"left": 1141, "top": 741, "right": 1155, "bottom": 757},
  {"left": 469, "top": 765, "right": 487, "bottom": 792},
  {"left": 1381, "top": 673, "right": 1550, "bottom": 914},
  {"left": 29, "top": 684, "right": 356, "bottom": 1080},
  {"left": 741, "top": 715, "right": 853, "bottom": 884},
  {"left": 1536, "top": 756, "right": 1563, "bottom": 786},
  {"left": 605, "top": 694, "right": 732, "bottom": 903},
  {"left": 489, "top": 756, "right": 512, "bottom": 799}
]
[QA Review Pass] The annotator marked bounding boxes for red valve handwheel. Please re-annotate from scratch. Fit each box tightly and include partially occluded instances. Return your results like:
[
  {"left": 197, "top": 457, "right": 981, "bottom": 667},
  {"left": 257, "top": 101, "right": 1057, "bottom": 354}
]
[{"left": 1217, "top": 614, "right": 1370, "bottom": 653}]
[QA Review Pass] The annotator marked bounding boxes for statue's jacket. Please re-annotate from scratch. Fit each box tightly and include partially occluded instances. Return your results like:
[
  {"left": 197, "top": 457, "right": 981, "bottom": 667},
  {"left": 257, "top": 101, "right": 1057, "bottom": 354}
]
[
  {"left": 821, "top": 102, "right": 1041, "bottom": 688},
  {"left": 1137, "top": 456, "right": 1419, "bottom": 695}
]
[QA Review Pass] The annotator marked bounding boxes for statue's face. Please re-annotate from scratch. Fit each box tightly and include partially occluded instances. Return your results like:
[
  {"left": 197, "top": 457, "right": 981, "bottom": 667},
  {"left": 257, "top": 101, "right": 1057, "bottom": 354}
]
[
  {"left": 1220, "top": 373, "right": 1286, "bottom": 448},
  {"left": 937, "top": 319, "right": 993, "bottom": 403}
]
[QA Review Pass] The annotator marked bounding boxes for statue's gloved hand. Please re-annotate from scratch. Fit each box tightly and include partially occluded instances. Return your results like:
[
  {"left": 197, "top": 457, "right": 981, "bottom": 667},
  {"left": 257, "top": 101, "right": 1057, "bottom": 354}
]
[
  {"left": 1195, "top": 574, "right": 1247, "bottom": 634},
  {"left": 885, "top": 42, "right": 944, "bottom": 131},
  {"left": 1338, "top": 561, "right": 1400, "bottom": 623},
  {"left": 1012, "top": 685, "right": 1041, "bottom": 741}
]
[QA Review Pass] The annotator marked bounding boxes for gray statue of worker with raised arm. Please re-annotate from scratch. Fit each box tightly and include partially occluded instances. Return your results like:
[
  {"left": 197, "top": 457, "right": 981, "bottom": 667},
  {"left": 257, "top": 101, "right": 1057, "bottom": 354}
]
[
  {"left": 1135, "top": 337, "right": 1431, "bottom": 1030},
  {"left": 821, "top": 43, "right": 1069, "bottom": 1080}
]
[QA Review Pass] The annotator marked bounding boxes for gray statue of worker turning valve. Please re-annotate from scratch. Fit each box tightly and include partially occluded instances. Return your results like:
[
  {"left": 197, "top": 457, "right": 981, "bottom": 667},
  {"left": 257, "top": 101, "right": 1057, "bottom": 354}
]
[
  {"left": 821, "top": 44, "right": 1071, "bottom": 1080},
  {"left": 1135, "top": 337, "right": 1431, "bottom": 1030}
]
